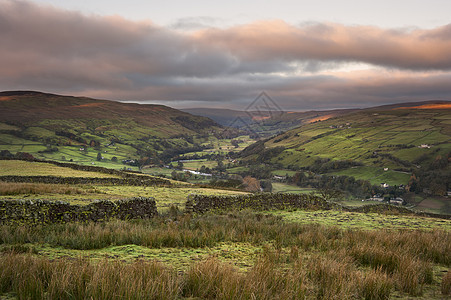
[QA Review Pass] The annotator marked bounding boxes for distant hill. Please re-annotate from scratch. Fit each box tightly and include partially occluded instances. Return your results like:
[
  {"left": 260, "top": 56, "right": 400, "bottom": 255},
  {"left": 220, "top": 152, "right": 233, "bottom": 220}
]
[
  {"left": 181, "top": 108, "right": 253, "bottom": 127},
  {"left": 0, "top": 91, "right": 222, "bottom": 165},
  {"left": 182, "top": 107, "right": 357, "bottom": 136},
  {"left": 239, "top": 101, "right": 450, "bottom": 191},
  {"left": 0, "top": 91, "right": 220, "bottom": 136}
]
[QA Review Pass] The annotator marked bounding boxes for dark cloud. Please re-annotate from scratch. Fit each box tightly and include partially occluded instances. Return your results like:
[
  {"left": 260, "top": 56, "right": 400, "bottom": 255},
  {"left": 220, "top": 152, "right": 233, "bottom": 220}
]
[{"left": 1, "top": 0, "right": 451, "bottom": 109}]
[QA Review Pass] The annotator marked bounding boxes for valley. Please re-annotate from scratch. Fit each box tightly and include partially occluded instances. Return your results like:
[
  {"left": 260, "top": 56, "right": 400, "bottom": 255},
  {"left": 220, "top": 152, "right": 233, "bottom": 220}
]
[{"left": 0, "top": 91, "right": 450, "bottom": 299}]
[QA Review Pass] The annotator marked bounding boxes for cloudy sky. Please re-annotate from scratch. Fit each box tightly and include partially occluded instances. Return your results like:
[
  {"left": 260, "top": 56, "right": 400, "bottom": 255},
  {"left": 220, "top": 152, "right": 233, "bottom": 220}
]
[{"left": 1, "top": 0, "right": 451, "bottom": 110}]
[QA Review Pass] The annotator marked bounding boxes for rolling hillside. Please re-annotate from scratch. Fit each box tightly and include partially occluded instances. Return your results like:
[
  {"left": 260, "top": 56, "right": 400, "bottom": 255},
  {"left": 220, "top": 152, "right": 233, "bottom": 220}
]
[
  {"left": 239, "top": 102, "right": 451, "bottom": 191},
  {"left": 0, "top": 91, "right": 222, "bottom": 166}
]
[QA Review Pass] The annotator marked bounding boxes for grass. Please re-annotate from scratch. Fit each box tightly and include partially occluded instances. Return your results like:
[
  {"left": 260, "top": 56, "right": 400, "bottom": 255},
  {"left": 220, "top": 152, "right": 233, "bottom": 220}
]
[
  {"left": 329, "top": 166, "right": 411, "bottom": 186},
  {"left": 0, "top": 160, "right": 121, "bottom": 178},
  {"left": 0, "top": 182, "right": 99, "bottom": 196},
  {"left": 442, "top": 270, "right": 451, "bottom": 296},
  {"left": 269, "top": 209, "right": 451, "bottom": 230},
  {"left": 415, "top": 196, "right": 450, "bottom": 214},
  {"left": 0, "top": 184, "right": 247, "bottom": 212},
  {"left": 0, "top": 254, "right": 180, "bottom": 300},
  {"left": 0, "top": 122, "right": 20, "bottom": 131},
  {"left": 171, "top": 159, "right": 217, "bottom": 170},
  {"left": 261, "top": 108, "right": 451, "bottom": 178},
  {"left": 271, "top": 169, "right": 298, "bottom": 176},
  {"left": 4, "top": 242, "right": 260, "bottom": 271},
  {"left": 79, "top": 186, "right": 247, "bottom": 211},
  {"left": 272, "top": 183, "right": 316, "bottom": 194},
  {"left": 0, "top": 211, "right": 450, "bottom": 299}
]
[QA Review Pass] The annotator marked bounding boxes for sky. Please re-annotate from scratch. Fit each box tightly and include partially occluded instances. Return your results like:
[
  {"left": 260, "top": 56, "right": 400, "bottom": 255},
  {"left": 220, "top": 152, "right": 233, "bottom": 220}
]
[{"left": 1, "top": 0, "right": 451, "bottom": 110}]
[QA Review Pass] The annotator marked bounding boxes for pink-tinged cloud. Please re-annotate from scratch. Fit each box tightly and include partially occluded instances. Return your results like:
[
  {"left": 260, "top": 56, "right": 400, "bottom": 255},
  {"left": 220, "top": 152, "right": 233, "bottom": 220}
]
[
  {"left": 0, "top": 0, "right": 451, "bottom": 109},
  {"left": 193, "top": 20, "right": 451, "bottom": 70}
]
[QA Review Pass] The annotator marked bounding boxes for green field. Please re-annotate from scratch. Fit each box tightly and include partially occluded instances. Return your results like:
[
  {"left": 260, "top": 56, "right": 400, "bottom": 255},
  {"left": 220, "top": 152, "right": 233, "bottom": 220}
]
[
  {"left": 272, "top": 182, "right": 316, "bottom": 194},
  {"left": 260, "top": 108, "right": 450, "bottom": 171},
  {"left": 171, "top": 159, "right": 218, "bottom": 170},
  {"left": 269, "top": 209, "right": 451, "bottom": 230},
  {"left": 0, "top": 183, "right": 246, "bottom": 211},
  {"left": 0, "top": 160, "right": 122, "bottom": 178},
  {"left": 1, "top": 159, "right": 451, "bottom": 299},
  {"left": 0, "top": 92, "right": 230, "bottom": 173},
  {"left": 1, "top": 95, "right": 451, "bottom": 298},
  {"left": 329, "top": 166, "right": 411, "bottom": 186}
]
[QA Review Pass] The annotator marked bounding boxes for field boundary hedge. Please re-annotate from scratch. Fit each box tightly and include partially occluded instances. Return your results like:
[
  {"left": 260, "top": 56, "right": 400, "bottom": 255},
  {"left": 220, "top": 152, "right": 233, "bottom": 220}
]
[{"left": 0, "top": 197, "right": 158, "bottom": 225}]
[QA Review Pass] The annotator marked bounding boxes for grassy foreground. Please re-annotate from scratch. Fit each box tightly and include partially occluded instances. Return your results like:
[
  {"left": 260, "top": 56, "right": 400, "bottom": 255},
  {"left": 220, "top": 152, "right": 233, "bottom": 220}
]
[{"left": 1, "top": 211, "right": 450, "bottom": 299}]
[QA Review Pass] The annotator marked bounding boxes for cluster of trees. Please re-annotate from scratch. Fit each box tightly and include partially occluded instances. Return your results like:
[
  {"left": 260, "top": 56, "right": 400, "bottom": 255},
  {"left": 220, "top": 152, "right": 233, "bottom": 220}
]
[
  {"left": 306, "top": 158, "right": 363, "bottom": 173},
  {"left": 408, "top": 153, "right": 449, "bottom": 196},
  {"left": 238, "top": 164, "right": 274, "bottom": 179},
  {"left": 230, "top": 139, "right": 242, "bottom": 148},
  {"left": 207, "top": 175, "right": 272, "bottom": 192},
  {"left": 290, "top": 172, "right": 377, "bottom": 198},
  {"left": 0, "top": 150, "right": 34, "bottom": 160}
]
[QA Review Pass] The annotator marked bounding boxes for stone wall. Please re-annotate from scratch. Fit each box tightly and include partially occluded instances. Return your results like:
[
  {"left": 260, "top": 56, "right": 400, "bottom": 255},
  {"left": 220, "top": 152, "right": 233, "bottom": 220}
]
[
  {"left": 185, "top": 193, "right": 336, "bottom": 214},
  {"left": 0, "top": 197, "right": 158, "bottom": 225},
  {"left": 185, "top": 193, "right": 451, "bottom": 220}
]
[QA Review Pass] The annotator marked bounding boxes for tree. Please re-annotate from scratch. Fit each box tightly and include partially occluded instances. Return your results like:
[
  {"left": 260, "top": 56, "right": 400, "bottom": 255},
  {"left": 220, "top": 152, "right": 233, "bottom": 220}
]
[
  {"left": 96, "top": 152, "right": 102, "bottom": 161},
  {"left": 318, "top": 188, "right": 344, "bottom": 201},
  {"left": 242, "top": 176, "right": 261, "bottom": 192},
  {"left": 216, "top": 159, "right": 226, "bottom": 172},
  {"left": 260, "top": 180, "right": 273, "bottom": 192}
]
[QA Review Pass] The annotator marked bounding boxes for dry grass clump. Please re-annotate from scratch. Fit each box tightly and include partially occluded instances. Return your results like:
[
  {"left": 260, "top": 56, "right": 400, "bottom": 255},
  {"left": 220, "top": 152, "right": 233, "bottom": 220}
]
[
  {"left": 0, "top": 211, "right": 449, "bottom": 299},
  {"left": 357, "top": 268, "right": 392, "bottom": 300},
  {"left": 0, "top": 254, "right": 180, "bottom": 300},
  {"left": 0, "top": 251, "right": 400, "bottom": 300},
  {"left": 442, "top": 270, "right": 451, "bottom": 296},
  {"left": 183, "top": 258, "right": 243, "bottom": 299}
]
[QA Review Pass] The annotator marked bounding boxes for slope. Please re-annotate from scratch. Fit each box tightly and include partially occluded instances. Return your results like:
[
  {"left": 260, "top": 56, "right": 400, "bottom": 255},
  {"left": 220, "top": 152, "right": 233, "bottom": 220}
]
[
  {"left": 239, "top": 102, "right": 450, "bottom": 190},
  {"left": 0, "top": 91, "right": 222, "bottom": 166}
]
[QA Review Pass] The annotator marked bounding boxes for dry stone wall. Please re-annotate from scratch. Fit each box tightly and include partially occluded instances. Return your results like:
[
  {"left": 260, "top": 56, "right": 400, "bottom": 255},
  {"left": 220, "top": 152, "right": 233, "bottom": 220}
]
[
  {"left": 185, "top": 193, "right": 336, "bottom": 214},
  {"left": 0, "top": 197, "right": 158, "bottom": 225},
  {"left": 185, "top": 193, "right": 451, "bottom": 220}
]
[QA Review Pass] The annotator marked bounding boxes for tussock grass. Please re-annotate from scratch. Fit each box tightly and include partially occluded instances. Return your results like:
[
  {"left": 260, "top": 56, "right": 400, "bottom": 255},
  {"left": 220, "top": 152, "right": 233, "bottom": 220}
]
[
  {"left": 0, "top": 182, "right": 97, "bottom": 195},
  {"left": 357, "top": 268, "right": 392, "bottom": 300},
  {"left": 0, "top": 254, "right": 179, "bottom": 300},
  {"left": 0, "top": 211, "right": 449, "bottom": 298},
  {"left": 0, "top": 251, "right": 400, "bottom": 300},
  {"left": 183, "top": 258, "right": 243, "bottom": 299},
  {"left": 442, "top": 270, "right": 451, "bottom": 296}
]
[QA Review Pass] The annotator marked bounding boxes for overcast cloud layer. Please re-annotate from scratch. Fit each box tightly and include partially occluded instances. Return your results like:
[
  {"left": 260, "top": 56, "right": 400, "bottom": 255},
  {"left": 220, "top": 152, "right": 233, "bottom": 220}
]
[{"left": 1, "top": 0, "right": 451, "bottom": 110}]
